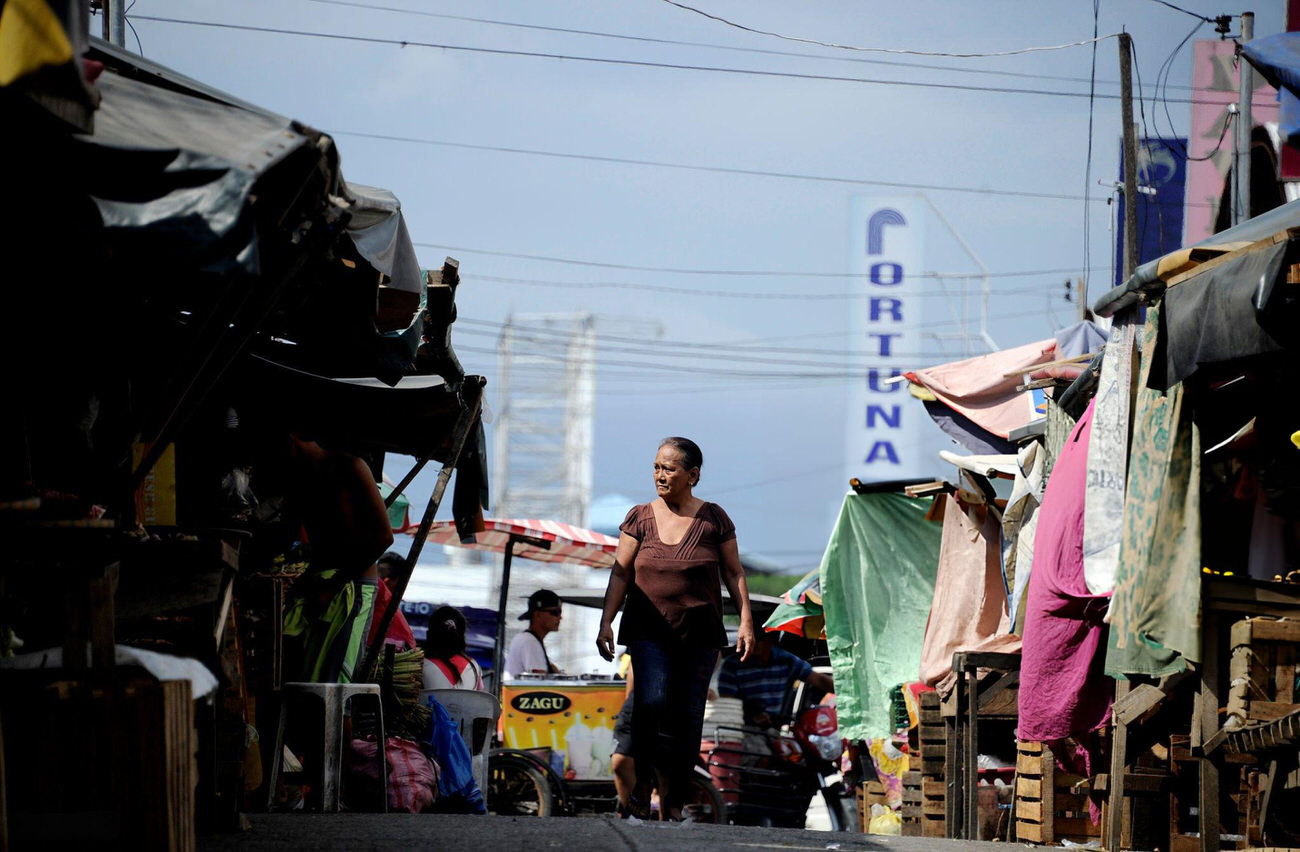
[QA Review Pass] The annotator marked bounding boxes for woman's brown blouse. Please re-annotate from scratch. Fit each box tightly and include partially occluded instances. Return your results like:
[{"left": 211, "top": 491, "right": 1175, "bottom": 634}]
[{"left": 617, "top": 501, "right": 736, "bottom": 649}]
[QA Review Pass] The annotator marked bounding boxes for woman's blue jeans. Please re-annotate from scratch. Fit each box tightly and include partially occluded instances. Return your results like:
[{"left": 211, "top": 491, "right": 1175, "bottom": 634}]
[{"left": 628, "top": 638, "right": 718, "bottom": 813}]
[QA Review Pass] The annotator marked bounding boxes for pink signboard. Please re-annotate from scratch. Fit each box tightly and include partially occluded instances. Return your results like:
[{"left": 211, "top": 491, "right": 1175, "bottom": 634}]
[{"left": 1185, "top": 40, "right": 1279, "bottom": 243}]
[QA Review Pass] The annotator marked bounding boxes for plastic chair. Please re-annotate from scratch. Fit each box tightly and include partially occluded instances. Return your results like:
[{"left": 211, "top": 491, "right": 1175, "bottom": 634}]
[
  {"left": 266, "top": 682, "right": 387, "bottom": 812},
  {"left": 422, "top": 688, "right": 501, "bottom": 795}
]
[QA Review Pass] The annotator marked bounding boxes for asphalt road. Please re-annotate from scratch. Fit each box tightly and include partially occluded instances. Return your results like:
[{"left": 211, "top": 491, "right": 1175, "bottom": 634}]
[{"left": 197, "top": 814, "right": 1014, "bottom": 852}]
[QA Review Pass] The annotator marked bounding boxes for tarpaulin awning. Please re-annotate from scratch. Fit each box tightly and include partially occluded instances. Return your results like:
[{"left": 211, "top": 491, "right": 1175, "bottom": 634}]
[
  {"left": 240, "top": 355, "right": 486, "bottom": 463},
  {"left": 79, "top": 41, "right": 336, "bottom": 279},
  {"left": 344, "top": 181, "right": 423, "bottom": 295},
  {"left": 425, "top": 518, "right": 620, "bottom": 569},
  {"left": 905, "top": 339, "right": 1057, "bottom": 451},
  {"left": 764, "top": 601, "right": 825, "bottom": 639},
  {"left": 1095, "top": 224, "right": 1300, "bottom": 390},
  {"left": 938, "top": 451, "right": 1018, "bottom": 480},
  {"left": 820, "top": 491, "right": 942, "bottom": 740},
  {"left": 1093, "top": 193, "right": 1300, "bottom": 318},
  {"left": 763, "top": 568, "right": 825, "bottom": 638},
  {"left": 1243, "top": 33, "right": 1300, "bottom": 152}
]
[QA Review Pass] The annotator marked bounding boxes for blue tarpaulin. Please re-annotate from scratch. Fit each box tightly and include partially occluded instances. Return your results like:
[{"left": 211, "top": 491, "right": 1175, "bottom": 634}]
[{"left": 1243, "top": 33, "right": 1300, "bottom": 150}]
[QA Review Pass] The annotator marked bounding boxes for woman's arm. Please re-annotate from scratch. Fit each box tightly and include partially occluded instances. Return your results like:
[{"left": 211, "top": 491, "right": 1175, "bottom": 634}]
[
  {"left": 596, "top": 533, "right": 639, "bottom": 661},
  {"left": 719, "top": 536, "right": 755, "bottom": 662}
]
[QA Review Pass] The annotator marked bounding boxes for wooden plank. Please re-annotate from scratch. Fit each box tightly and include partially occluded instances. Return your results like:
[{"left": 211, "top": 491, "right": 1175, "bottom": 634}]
[
  {"left": 921, "top": 815, "right": 947, "bottom": 837},
  {"left": 920, "top": 757, "right": 945, "bottom": 775},
  {"left": 1114, "top": 683, "right": 1169, "bottom": 726},
  {"left": 978, "top": 685, "right": 1020, "bottom": 718},
  {"left": 1019, "top": 740, "right": 1046, "bottom": 756},
  {"left": 1276, "top": 645, "right": 1295, "bottom": 703},
  {"left": 921, "top": 777, "right": 946, "bottom": 798},
  {"left": 1108, "top": 680, "right": 1130, "bottom": 852},
  {"left": 923, "top": 798, "right": 946, "bottom": 816},
  {"left": 1042, "top": 743, "right": 1055, "bottom": 845},
  {"left": 945, "top": 714, "right": 960, "bottom": 835},
  {"left": 1200, "top": 614, "right": 1222, "bottom": 852},
  {"left": 1018, "top": 799, "right": 1045, "bottom": 823},
  {"left": 1055, "top": 816, "right": 1104, "bottom": 837},
  {"left": 1016, "top": 821, "right": 1045, "bottom": 843},
  {"left": 1018, "top": 751, "right": 1047, "bottom": 775},
  {"left": 901, "top": 804, "right": 922, "bottom": 818},
  {"left": 1018, "top": 777, "right": 1043, "bottom": 799},
  {"left": 1248, "top": 701, "right": 1300, "bottom": 722},
  {"left": 1248, "top": 619, "right": 1300, "bottom": 643}
]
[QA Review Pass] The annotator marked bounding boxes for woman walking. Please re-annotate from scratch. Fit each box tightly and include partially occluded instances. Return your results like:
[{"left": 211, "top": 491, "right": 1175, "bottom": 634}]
[{"left": 596, "top": 437, "right": 755, "bottom": 821}]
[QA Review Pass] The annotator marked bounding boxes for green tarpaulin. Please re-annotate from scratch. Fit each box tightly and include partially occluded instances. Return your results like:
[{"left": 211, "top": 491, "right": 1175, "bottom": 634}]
[{"left": 821, "top": 491, "right": 942, "bottom": 740}]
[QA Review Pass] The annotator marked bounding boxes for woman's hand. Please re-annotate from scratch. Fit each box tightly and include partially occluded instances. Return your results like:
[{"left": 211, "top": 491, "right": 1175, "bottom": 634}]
[
  {"left": 736, "top": 621, "right": 756, "bottom": 662},
  {"left": 596, "top": 621, "right": 616, "bottom": 661}
]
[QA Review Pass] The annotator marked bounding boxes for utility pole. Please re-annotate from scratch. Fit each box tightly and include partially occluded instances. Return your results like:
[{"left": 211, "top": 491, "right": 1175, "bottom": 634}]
[
  {"left": 101, "top": 0, "right": 126, "bottom": 47},
  {"left": 1119, "top": 32, "right": 1140, "bottom": 287},
  {"left": 1233, "top": 11, "right": 1255, "bottom": 226}
]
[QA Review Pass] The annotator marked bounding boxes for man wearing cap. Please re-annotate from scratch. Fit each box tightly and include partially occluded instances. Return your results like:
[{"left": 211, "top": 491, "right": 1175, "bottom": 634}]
[{"left": 503, "top": 589, "right": 563, "bottom": 680}]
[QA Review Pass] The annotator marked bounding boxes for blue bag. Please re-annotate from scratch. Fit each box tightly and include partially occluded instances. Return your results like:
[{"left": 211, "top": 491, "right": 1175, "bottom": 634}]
[{"left": 424, "top": 694, "right": 487, "bottom": 813}]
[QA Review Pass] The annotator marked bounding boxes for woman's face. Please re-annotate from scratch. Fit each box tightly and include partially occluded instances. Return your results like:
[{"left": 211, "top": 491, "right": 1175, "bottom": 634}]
[{"left": 654, "top": 446, "right": 698, "bottom": 501}]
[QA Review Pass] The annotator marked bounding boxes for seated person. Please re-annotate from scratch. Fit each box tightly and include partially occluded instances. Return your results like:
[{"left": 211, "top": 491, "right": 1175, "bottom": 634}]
[
  {"left": 716, "top": 631, "right": 833, "bottom": 728},
  {"left": 422, "top": 605, "right": 484, "bottom": 690}
]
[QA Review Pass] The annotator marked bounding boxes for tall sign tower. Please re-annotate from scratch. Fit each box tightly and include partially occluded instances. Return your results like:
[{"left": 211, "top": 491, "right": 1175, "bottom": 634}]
[{"left": 847, "top": 196, "right": 932, "bottom": 482}]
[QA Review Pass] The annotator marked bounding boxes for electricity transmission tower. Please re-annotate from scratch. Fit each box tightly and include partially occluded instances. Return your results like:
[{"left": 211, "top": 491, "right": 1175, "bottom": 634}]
[
  {"left": 493, "top": 313, "right": 597, "bottom": 527},
  {"left": 490, "top": 313, "right": 599, "bottom": 670}
]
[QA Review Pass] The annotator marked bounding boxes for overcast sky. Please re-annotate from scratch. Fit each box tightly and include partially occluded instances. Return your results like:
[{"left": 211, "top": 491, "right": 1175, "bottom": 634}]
[{"left": 129, "top": 1, "right": 1286, "bottom": 575}]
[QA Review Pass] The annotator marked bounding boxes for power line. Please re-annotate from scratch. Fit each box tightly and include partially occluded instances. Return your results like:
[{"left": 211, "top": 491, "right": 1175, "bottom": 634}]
[
  {"left": 420, "top": 243, "right": 1106, "bottom": 279},
  {"left": 298, "top": 0, "right": 1200, "bottom": 92},
  {"left": 1142, "top": 0, "right": 1219, "bottom": 24},
  {"left": 461, "top": 273, "right": 1085, "bottom": 301},
  {"left": 657, "top": 0, "right": 1119, "bottom": 58},
  {"left": 132, "top": 14, "right": 1220, "bottom": 105},
  {"left": 455, "top": 314, "right": 1053, "bottom": 361},
  {"left": 1082, "top": 2, "right": 1100, "bottom": 296},
  {"left": 337, "top": 129, "right": 1209, "bottom": 207}
]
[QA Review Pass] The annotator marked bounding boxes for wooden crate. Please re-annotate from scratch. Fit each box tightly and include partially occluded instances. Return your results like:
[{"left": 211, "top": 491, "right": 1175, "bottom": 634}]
[
  {"left": 1, "top": 676, "right": 195, "bottom": 850},
  {"left": 1015, "top": 740, "right": 1100, "bottom": 845},
  {"left": 901, "top": 771, "right": 922, "bottom": 836},
  {"left": 857, "top": 780, "right": 889, "bottom": 832},
  {"left": 1227, "top": 617, "right": 1300, "bottom": 725},
  {"left": 917, "top": 691, "right": 945, "bottom": 778},
  {"left": 900, "top": 770, "right": 946, "bottom": 837}
]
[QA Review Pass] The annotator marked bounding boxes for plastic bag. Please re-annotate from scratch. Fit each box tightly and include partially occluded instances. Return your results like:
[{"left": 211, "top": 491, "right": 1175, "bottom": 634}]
[
  {"left": 867, "top": 803, "right": 901, "bottom": 835},
  {"left": 423, "top": 694, "right": 486, "bottom": 813}
]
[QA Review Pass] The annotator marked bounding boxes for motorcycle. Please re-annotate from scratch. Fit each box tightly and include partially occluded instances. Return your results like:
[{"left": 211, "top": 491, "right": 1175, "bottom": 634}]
[{"left": 702, "top": 688, "right": 852, "bottom": 830}]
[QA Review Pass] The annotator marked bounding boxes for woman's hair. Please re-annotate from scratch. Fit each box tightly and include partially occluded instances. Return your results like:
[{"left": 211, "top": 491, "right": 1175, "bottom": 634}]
[
  {"left": 422, "top": 605, "right": 468, "bottom": 661},
  {"left": 658, "top": 436, "right": 703, "bottom": 471}
]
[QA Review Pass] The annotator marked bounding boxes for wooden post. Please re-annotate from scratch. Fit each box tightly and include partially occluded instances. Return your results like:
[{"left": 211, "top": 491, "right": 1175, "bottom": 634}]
[
  {"left": 1119, "top": 32, "right": 1139, "bottom": 284},
  {"left": 966, "top": 665, "right": 979, "bottom": 840},
  {"left": 1107, "top": 680, "right": 1131, "bottom": 851},
  {"left": 1199, "top": 614, "right": 1221, "bottom": 852}
]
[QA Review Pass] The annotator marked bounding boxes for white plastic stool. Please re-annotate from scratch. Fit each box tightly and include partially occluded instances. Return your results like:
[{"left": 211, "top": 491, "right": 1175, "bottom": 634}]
[
  {"left": 267, "top": 682, "right": 387, "bottom": 812},
  {"left": 422, "top": 688, "right": 500, "bottom": 795}
]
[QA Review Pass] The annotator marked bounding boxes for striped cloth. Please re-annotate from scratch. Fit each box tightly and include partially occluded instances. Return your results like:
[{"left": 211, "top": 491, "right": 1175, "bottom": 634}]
[
  {"left": 716, "top": 646, "right": 812, "bottom": 719},
  {"left": 422, "top": 518, "right": 619, "bottom": 569}
]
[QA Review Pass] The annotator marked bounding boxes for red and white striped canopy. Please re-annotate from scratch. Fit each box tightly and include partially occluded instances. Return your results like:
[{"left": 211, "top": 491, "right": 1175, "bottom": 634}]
[{"left": 422, "top": 518, "right": 619, "bottom": 569}]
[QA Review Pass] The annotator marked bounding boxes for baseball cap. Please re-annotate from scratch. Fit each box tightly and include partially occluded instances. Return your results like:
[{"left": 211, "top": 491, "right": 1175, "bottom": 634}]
[{"left": 518, "top": 589, "right": 562, "bottom": 620}]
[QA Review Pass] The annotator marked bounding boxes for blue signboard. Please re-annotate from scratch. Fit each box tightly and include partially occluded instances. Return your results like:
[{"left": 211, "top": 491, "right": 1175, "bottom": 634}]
[{"left": 1114, "top": 138, "right": 1187, "bottom": 289}]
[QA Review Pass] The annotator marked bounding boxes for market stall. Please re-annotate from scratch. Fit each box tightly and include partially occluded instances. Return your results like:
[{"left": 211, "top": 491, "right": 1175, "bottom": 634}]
[{"left": 1, "top": 26, "right": 487, "bottom": 843}]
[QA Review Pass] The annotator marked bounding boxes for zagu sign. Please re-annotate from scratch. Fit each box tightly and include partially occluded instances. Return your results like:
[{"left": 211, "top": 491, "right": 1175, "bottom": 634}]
[{"left": 510, "top": 691, "right": 572, "bottom": 715}]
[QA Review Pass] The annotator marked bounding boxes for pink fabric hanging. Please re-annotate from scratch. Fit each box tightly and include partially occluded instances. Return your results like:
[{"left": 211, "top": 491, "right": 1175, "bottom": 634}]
[{"left": 1017, "top": 400, "right": 1114, "bottom": 743}]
